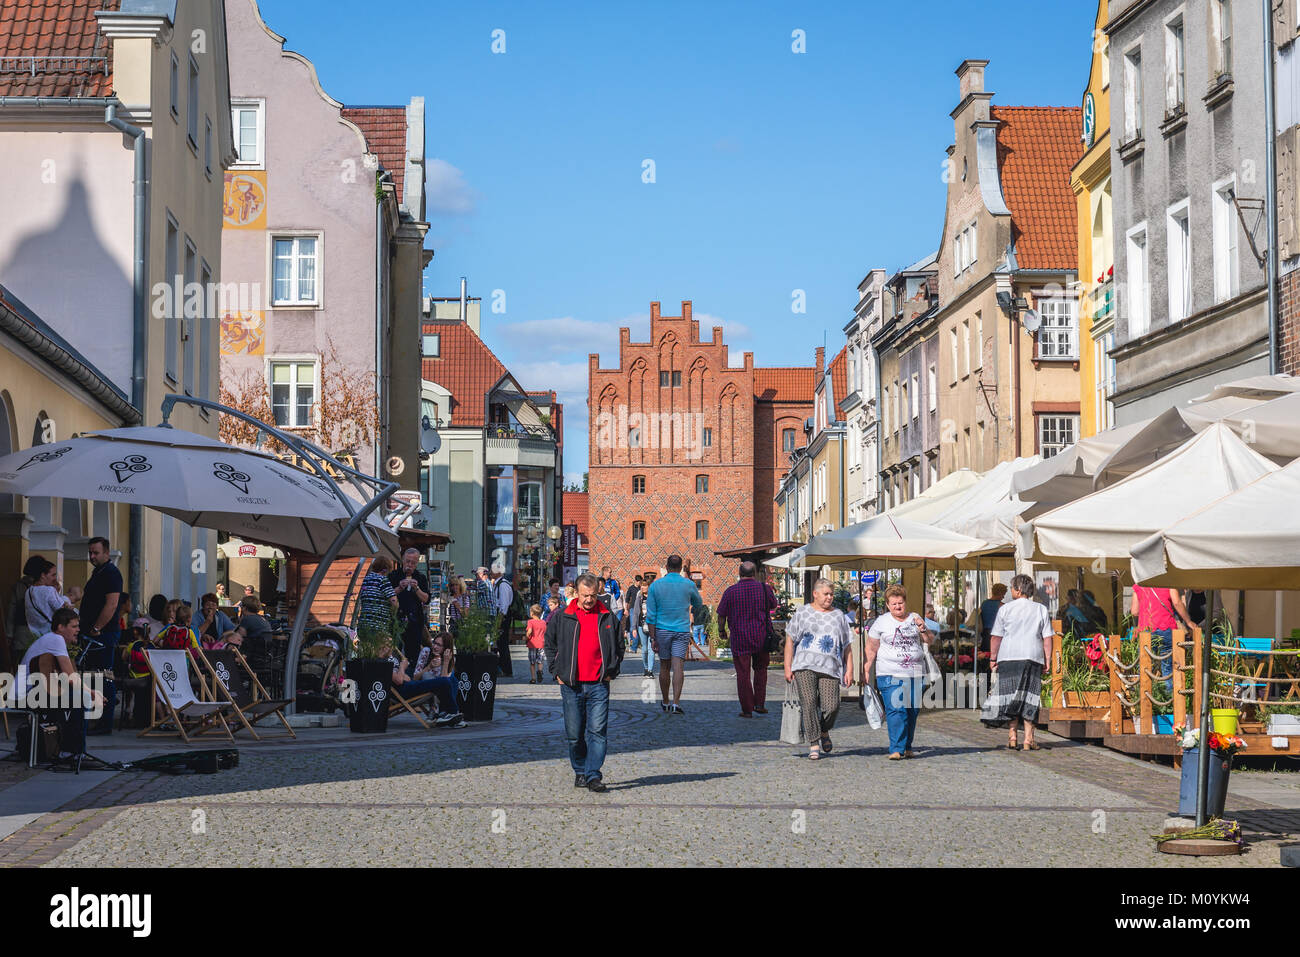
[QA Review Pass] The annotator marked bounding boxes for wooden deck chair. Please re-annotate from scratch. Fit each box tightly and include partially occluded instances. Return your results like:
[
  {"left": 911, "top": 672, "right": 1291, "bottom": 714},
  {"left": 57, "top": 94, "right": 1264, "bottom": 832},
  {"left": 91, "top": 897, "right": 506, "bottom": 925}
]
[
  {"left": 139, "top": 649, "right": 235, "bottom": 743},
  {"left": 388, "top": 683, "right": 434, "bottom": 730},
  {"left": 199, "top": 647, "right": 296, "bottom": 740}
]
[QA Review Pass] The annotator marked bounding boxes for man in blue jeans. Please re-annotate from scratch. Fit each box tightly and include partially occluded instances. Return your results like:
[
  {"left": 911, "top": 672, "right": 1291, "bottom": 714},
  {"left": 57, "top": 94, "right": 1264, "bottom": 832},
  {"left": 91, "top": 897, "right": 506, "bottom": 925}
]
[
  {"left": 545, "top": 573, "right": 624, "bottom": 792},
  {"left": 645, "top": 555, "right": 704, "bottom": 715}
]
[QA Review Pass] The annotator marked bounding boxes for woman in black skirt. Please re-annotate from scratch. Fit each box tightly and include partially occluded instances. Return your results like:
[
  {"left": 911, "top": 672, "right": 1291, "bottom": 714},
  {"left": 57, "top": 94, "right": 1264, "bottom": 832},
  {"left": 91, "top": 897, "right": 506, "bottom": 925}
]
[{"left": 981, "top": 574, "right": 1055, "bottom": 751}]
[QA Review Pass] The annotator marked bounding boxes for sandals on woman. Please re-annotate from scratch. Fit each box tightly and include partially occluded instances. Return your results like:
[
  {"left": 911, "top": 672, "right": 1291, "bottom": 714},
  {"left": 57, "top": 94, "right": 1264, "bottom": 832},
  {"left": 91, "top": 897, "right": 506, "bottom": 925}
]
[
  {"left": 1022, "top": 741, "right": 1041, "bottom": 751},
  {"left": 808, "top": 745, "right": 821, "bottom": 760},
  {"left": 820, "top": 735, "right": 832, "bottom": 753}
]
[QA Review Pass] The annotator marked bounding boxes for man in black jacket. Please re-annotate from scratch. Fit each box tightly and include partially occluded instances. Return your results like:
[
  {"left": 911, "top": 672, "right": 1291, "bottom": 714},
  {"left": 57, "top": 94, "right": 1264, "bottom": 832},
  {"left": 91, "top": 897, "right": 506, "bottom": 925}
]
[{"left": 544, "top": 573, "right": 624, "bottom": 792}]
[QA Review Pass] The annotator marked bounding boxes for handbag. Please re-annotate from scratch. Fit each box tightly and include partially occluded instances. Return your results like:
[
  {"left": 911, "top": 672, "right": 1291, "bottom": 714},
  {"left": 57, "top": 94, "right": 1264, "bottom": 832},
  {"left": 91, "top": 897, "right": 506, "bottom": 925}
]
[
  {"left": 780, "top": 679, "right": 803, "bottom": 744},
  {"left": 763, "top": 618, "right": 783, "bottom": 656},
  {"left": 922, "top": 643, "right": 942, "bottom": 689}
]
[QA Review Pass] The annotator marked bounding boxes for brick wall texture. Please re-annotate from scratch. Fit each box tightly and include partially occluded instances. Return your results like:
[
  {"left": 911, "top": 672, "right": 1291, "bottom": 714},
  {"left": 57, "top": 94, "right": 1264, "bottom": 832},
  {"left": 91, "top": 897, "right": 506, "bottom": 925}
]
[
  {"left": 588, "top": 302, "right": 814, "bottom": 606},
  {"left": 1281, "top": 270, "right": 1300, "bottom": 376}
]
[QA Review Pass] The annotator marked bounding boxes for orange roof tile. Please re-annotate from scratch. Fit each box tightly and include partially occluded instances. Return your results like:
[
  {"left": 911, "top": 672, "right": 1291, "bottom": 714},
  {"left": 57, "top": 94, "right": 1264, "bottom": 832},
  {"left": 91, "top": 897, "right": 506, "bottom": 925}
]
[
  {"left": 421, "top": 321, "right": 507, "bottom": 427},
  {"left": 561, "top": 491, "right": 589, "bottom": 540},
  {"left": 341, "top": 106, "right": 407, "bottom": 205},
  {"left": 0, "top": 0, "right": 117, "bottom": 97},
  {"left": 754, "top": 367, "right": 815, "bottom": 403},
  {"left": 828, "top": 346, "right": 848, "bottom": 420},
  {"left": 992, "top": 106, "right": 1083, "bottom": 272}
]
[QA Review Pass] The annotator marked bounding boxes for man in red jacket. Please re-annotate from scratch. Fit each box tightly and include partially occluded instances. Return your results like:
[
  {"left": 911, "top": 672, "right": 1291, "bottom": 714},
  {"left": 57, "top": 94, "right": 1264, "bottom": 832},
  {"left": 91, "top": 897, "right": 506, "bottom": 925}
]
[{"left": 544, "top": 572, "right": 624, "bottom": 792}]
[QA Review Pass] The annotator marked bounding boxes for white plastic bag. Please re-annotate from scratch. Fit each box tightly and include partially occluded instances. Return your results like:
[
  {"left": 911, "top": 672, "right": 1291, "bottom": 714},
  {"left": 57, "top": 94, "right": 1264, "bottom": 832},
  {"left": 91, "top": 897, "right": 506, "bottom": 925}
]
[
  {"left": 780, "top": 680, "right": 803, "bottom": 744},
  {"left": 863, "top": 684, "right": 884, "bottom": 730}
]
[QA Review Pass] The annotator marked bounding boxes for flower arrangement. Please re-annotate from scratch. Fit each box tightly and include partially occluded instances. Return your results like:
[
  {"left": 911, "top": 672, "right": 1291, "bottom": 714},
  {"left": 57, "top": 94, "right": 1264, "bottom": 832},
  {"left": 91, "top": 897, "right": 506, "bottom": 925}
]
[
  {"left": 1153, "top": 818, "right": 1241, "bottom": 847},
  {"left": 1084, "top": 634, "right": 1107, "bottom": 671},
  {"left": 1174, "top": 725, "right": 1247, "bottom": 756}
]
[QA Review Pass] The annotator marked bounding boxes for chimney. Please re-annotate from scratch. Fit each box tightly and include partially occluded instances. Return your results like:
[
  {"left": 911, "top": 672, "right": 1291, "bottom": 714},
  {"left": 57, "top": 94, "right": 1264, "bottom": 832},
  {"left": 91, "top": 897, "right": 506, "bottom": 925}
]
[
  {"left": 956, "top": 59, "right": 988, "bottom": 99},
  {"left": 459, "top": 277, "right": 467, "bottom": 323},
  {"left": 814, "top": 346, "right": 825, "bottom": 386}
]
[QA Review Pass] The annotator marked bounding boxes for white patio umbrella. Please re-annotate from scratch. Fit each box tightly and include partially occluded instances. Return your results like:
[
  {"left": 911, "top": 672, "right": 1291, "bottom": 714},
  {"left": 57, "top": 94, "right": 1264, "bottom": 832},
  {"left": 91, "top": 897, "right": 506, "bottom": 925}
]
[
  {"left": 0, "top": 426, "right": 400, "bottom": 558},
  {"left": 1131, "top": 457, "right": 1300, "bottom": 589},
  {"left": 1011, "top": 419, "right": 1151, "bottom": 508},
  {"left": 1021, "top": 424, "right": 1278, "bottom": 567},
  {"left": 217, "top": 538, "right": 286, "bottom": 560},
  {"left": 802, "top": 514, "right": 989, "bottom": 565}
]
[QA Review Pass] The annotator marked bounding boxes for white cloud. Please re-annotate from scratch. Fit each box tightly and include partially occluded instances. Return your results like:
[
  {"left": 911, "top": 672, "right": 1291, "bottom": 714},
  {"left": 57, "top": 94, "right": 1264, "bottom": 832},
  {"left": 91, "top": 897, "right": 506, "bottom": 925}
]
[
  {"left": 507, "top": 359, "right": 591, "bottom": 398},
  {"left": 426, "top": 158, "right": 477, "bottom": 215},
  {"left": 501, "top": 316, "right": 620, "bottom": 357}
]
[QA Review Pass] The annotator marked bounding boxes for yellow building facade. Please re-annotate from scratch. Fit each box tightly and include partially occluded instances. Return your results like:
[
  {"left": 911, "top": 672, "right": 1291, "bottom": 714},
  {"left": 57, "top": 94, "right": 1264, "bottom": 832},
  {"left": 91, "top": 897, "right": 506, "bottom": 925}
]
[{"left": 1073, "top": 0, "right": 1115, "bottom": 438}]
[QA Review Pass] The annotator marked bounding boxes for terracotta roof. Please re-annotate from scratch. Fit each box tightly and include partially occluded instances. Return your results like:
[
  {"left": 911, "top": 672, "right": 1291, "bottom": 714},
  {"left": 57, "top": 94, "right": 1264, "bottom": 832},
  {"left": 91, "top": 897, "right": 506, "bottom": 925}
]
[
  {"left": 561, "top": 491, "right": 589, "bottom": 541},
  {"left": 421, "top": 321, "right": 507, "bottom": 427},
  {"left": 992, "top": 106, "right": 1083, "bottom": 271},
  {"left": 827, "top": 346, "right": 848, "bottom": 420},
  {"left": 341, "top": 106, "right": 407, "bottom": 204},
  {"left": 754, "top": 367, "right": 816, "bottom": 403},
  {"left": 0, "top": 0, "right": 117, "bottom": 98}
]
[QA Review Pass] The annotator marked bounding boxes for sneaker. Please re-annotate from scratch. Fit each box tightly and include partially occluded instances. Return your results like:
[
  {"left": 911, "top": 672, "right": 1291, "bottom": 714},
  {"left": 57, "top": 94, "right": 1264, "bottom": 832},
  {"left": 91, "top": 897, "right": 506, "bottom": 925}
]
[
  {"left": 669, "top": 704, "right": 684, "bottom": 716},
  {"left": 574, "top": 774, "right": 588, "bottom": 788},
  {"left": 660, "top": 701, "right": 669, "bottom": 713},
  {"left": 585, "top": 777, "right": 608, "bottom": 793},
  {"left": 433, "top": 712, "right": 463, "bottom": 727}
]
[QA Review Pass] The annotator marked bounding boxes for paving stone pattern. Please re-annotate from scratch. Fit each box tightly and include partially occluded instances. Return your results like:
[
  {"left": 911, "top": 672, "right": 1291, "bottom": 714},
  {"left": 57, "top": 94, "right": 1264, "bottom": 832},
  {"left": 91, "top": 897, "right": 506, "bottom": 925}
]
[{"left": 1, "top": 660, "right": 1294, "bottom": 867}]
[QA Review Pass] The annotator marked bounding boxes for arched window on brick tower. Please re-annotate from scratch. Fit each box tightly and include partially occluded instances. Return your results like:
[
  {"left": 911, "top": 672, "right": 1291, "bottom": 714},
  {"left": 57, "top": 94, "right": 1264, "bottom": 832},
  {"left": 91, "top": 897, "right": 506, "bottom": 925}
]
[
  {"left": 627, "top": 358, "right": 647, "bottom": 465},
  {"left": 719, "top": 383, "right": 741, "bottom": 462}
]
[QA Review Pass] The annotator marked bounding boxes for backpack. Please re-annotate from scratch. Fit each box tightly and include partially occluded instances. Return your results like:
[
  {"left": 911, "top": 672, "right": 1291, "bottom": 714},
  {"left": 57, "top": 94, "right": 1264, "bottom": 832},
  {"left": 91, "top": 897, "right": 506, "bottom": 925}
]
[{"left": 496, "top": 580, "right": 528, "bottom": 622}]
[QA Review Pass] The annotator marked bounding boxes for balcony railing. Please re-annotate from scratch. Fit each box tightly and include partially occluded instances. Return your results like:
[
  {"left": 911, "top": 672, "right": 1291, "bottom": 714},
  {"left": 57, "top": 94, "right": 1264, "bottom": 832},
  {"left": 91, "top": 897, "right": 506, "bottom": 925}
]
[
  {"left": 1088, "top": 278, "right": 1114, "bottom": 323},
  {"left": 484, "top": 423, "right": 555, "bottom": 442}
]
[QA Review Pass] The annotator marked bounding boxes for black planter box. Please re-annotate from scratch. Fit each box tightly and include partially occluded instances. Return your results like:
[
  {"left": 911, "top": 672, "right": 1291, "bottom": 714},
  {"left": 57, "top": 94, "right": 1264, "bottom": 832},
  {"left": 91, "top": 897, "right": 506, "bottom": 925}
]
[
  {"left": 456, "top": 652, "right": 498, "bottom": 721},
  {"left": 345, "top": 658, "right": 393, "bottom": 733}
]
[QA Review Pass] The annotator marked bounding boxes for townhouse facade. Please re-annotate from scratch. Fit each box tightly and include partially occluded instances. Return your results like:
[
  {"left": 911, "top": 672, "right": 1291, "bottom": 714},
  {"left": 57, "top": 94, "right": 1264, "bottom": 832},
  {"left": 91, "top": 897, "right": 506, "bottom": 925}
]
[
  {"left": 0, "top": 0, "right": 235, "bottom": 602},
  {"left": 1075, "top": 0, "right": 1118, "bottom": 437},
  {"left": 419, "top": 292, "right": 564, "bottom": 603},
  {"left": 219, "top": 0, "right": 428, "bottom": 488},
  {"left": 931, "top": 60, "right": 1083, "bottom": 472},
  {"left": 1107, "top": 0, "right": 1270, "bottom": 421},
  {"left": 842, "top": 269, "right": 884, "bottom": 525}
]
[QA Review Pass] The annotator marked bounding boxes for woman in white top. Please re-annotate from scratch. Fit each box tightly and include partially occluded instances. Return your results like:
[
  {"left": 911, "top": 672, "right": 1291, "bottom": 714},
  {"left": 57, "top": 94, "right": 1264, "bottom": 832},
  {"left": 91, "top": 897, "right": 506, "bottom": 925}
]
[
  {"left": 23, "top": 557, "right": 71, "bottom": 637},
  {"left": 980, "top": 574, "right": 1054, "bottom": 751},
  {"left": 783, "top": 578, "right": 854, "bottom": 761},
  {"left": 865, "top": 583, "right": 934, "bottom": 760}
]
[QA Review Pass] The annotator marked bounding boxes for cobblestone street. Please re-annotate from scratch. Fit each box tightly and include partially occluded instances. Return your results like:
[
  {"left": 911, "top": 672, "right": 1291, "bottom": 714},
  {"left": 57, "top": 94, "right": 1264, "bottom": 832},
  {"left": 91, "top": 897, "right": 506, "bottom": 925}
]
[{"left": 3, "top": 657, "right": 1295, "bottom": 868}]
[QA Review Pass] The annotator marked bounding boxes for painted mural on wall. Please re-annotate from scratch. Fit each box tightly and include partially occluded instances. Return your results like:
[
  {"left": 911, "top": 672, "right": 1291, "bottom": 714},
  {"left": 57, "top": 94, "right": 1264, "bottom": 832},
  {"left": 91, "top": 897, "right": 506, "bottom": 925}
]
[
  {"left": 220, "top": 311, "right": 265, "bottom": 356},
  {"left": 223, "top": 171, "right": 267, "bottom": 230}
]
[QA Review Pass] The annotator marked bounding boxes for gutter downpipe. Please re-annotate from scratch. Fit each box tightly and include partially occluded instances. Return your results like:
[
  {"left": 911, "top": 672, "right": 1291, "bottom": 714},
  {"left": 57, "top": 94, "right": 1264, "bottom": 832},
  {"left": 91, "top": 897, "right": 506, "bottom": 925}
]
[
  {"left": 106, "top": 103, "right": 148, "bottom": 606},
  {"left": 375, "top": 171, "right": 392, "bottom": 481},
  {"left": 873, "top": 329, "right": 884, "bottom": 514},
  {"left": 1264, "top": 0, "right": 1281, "bottom": 375}
]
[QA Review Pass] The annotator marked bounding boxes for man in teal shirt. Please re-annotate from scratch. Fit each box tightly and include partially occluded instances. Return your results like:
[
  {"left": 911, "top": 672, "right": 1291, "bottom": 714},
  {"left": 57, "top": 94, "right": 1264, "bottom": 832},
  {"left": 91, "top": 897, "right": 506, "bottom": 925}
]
[{"left": 645, "top": 554, "right": 704, "bottom": 715}]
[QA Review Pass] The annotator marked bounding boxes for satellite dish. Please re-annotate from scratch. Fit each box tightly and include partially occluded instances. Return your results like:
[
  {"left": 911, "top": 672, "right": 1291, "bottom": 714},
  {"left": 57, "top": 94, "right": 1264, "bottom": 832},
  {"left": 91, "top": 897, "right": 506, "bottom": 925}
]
[
  {"left": 421, "top": 416, "right": 441, "bottom": 455},
  {"left": 1021, "top": 309, "right": 1042, "bottom": 335}
]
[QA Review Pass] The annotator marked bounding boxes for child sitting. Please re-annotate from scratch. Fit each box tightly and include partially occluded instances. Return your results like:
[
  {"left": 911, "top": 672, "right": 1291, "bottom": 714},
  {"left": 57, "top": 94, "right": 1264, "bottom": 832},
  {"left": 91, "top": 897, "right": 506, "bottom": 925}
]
[
  {"left": 526, "top": 603, "right": 547, "bottom": 684},
  {"left": 158, "top": 603, "right": 203, "bottom": 663}
]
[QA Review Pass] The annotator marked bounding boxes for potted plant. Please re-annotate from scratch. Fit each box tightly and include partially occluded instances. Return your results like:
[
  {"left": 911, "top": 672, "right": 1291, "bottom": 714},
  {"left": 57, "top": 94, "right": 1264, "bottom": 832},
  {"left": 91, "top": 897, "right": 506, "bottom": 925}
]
[
  {"left": 345, "top": 608, "right": 400, "bottom": 733},
  {"left": 453, "top": 607, "right": 499, "bottom": 720},
  {"left": 1174, "top": 725, "right": 1245, "bottom": 818}
]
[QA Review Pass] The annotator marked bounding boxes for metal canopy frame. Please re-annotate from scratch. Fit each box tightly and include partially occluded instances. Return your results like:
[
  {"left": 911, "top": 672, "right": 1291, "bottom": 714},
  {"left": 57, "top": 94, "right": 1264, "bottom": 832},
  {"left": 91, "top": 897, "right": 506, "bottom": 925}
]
[{"left": 159, "top": 395, "right": 398, "bottom": 710}]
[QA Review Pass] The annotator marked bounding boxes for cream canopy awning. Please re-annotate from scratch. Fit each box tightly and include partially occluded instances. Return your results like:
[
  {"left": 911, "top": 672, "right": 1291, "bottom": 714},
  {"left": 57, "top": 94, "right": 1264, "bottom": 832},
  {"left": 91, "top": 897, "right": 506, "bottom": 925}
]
[
  {"left": 218, "top": 538, "right": 286, "bottom": 560},
  {"left": 1010, "top": 419, "right": 1149, "bottom": 508},
  {"left": 1022, "top": 424, "right": 1279, "bottom": 567},
  {"left": 1130, "top": 457, "right": 1300, "bottom": 589},
  {"left": 802, "top": 513, "right": 989, "bottom": 566}
]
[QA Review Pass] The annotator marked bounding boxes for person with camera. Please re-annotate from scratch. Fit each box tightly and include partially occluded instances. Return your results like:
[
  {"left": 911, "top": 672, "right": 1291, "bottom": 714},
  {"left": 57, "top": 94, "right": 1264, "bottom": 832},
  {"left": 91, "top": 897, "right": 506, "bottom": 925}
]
[{"left": 388, "top": 548, "right": 430, "bottom": 666}]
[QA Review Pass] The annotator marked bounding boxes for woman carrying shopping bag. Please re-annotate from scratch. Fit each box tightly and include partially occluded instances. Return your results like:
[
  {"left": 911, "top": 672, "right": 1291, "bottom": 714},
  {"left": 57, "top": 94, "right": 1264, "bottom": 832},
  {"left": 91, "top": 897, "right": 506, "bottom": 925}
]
[
  {"left": 865, "top": 584, "right": 933, "bottom": 760},
  {"left": 782, "top": 578, "right": 854, "bottom": 760}
]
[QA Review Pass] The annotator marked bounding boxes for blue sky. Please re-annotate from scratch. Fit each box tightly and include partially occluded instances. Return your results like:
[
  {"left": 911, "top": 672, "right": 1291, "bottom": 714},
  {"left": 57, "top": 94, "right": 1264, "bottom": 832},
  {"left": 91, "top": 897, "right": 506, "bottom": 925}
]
[{"left": 258, "top": 0, "right": 1097, "bottom": 484}]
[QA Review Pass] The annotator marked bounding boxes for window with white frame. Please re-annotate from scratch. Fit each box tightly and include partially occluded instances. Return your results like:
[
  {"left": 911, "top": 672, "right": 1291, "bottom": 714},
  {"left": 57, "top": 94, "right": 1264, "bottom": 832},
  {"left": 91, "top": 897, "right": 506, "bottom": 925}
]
[
  {"left": 783, "top": 428, "right": 796, "bottom": 452},
  {"left": 1037, "top": 298, "right": 1078, "bottom": 359},
  {"left": 164, "top": 216, "right": 178, "bottom": 382},
  {"left": 519, "top": 481, "right": 543, "bottom": 523},
  {"left": 967, "top": 223, "right": 977, "bottom": 269},
  {"left": 231, "top": 100, "right": 265, "bottom": 168},
  {"left": 270, "top": 359, "right": 317, "bottom": 428},
  {"left": 973, "top": 313, "right": 983, "bottom": 370},
  {"left": 1167, "top": 199, "right": 1191, "bottom": 321},
  {"left": 901, "top": 381, "right": 909, "bottom": 431},
  {"left": 910, "top": 373, "right": 919, "bottom": 420},
  {"left": 187, "top": 55, "right": 199, "bottom": 148},
  {"left": 272, "top": 236, "right": 319, "bottom": 305},
  {"left": 949, "top": 327, "right": 959, "bottom": 383},
  {"left": 1165, "top": 16, "right": 1185, "bottom": 112},
  {"left": 421, "top": 333, "right": 440, "bottom": 357},
  {"left": 1123, "top": 46, "right": 1143, "bottom": 140},
  {"left": 929, "top": 458, "right": 938, "bottom": 487},
  {"left": 927, "top": 364, "right": 937, "bottom": 412},
  {"left": 953, "top": 236, "right": 961, "bottom": 277},
  {"left": 1126, "top": 223, "right": 1150, "bottom": 337},
  {"left": 1212, "top": 177, "right": 1239, "bottom": 303},
  {"left": 910, "top": 465, "right": 920, "bottom": 499},
  {"left": 962, "top": 318, "right": 971, "bottom": 375},
  {"left": 882, "top": 386, "right": 890, "bottom": 434},
  {"left": 893, "top": 384, "right": 900, "bottom": 434},
  {"left": 204, "top": 117, "right": 212, "bottom": 174},
  {"left": 1214, "top": 0, "right": 1232, "bottom": 78},
  {"left": 1038, "top": 415, "right": 1079, "bottom": 459},
  {"left": 1094, "top": 333, "right": 1116, "bottom": 431}
]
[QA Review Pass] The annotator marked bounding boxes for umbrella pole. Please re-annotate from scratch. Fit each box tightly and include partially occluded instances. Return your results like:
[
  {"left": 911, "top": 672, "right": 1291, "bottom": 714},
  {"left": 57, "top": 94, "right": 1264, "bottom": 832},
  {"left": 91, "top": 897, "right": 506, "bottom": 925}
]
[{"left": 1196, "top": 590, "right": 1216, "bottom": 827}]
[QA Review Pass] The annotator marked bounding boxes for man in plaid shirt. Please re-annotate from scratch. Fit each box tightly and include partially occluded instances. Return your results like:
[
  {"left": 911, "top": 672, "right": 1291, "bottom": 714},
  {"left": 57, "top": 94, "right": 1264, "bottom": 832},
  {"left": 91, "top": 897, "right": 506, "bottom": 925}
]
[{"left": 716, "top": 562, "right": 778, "bottom": 717}]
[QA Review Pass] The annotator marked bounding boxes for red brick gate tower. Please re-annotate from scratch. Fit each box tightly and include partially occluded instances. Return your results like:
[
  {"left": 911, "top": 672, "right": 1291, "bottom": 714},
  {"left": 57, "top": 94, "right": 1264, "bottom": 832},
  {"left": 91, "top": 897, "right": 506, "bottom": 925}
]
[{"left": 587, "top": 301, "right": 815, "bottom": 606}]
